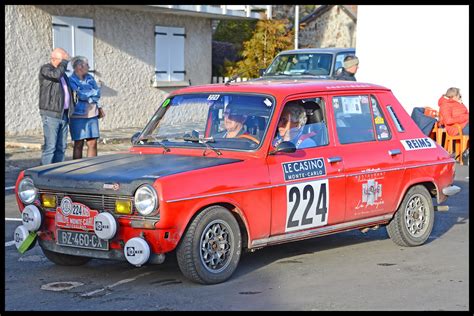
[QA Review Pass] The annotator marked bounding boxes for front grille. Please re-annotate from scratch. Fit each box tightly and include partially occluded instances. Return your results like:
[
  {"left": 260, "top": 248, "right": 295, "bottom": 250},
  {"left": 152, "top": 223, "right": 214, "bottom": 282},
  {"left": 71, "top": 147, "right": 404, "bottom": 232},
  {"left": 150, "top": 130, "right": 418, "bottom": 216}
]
[{"left": 38, "top": 189, "right": 134, "bottom": 213}]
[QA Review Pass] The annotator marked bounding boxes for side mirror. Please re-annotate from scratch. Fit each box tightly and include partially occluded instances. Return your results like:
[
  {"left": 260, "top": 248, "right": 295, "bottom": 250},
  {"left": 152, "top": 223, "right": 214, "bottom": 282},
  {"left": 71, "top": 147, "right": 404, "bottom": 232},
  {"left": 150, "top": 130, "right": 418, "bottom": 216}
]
[
  {"left": 131, "top": 131, "right": 141, "bottom": 144},
  {"left": 259, "top": 68, "right": 266, "bottom": 76},
  {"left": 269, "top": 141, "right": 297, "bottom": 155}
]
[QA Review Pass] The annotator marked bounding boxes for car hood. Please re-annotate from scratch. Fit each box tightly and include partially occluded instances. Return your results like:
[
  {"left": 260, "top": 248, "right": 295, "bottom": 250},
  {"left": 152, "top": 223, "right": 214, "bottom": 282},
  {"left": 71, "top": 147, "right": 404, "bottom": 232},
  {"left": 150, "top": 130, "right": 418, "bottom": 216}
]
[{"left": 24, "top": 153, "right": 241, "bottom": 195}]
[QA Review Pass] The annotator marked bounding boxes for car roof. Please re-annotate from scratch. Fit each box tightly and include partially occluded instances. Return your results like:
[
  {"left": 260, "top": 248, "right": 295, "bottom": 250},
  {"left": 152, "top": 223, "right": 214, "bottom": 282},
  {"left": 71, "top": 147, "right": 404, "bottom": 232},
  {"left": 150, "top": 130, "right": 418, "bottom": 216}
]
[
  {"left": 276, "top": 47, "right": 355, "bottom": 55},
  {"left": 172, "top": 80, "right": 390, "bottom": 98}
]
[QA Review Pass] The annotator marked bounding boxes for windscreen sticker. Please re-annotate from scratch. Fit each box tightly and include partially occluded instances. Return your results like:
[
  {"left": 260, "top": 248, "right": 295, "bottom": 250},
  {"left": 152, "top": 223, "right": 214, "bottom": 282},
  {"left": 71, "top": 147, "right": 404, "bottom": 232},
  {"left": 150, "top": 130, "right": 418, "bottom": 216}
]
[
  {"left": 207, "top": 94, "right": 220, "bottom": 101},
  {"left": 374, "top": 116, "right": 384, "bottom": 124},
  {"left": 282, "top": 158, "right": 326, "bottom": 181},
  {"left": 264, "top": 98, "right": 273, "bottom": 107},
  {"left": 285, "top": 179, "right": 329, "bottom": 232},
  {"left": 401, "top": 138, "right": 436, "bottom": 151},
  {"left": 162, "top": 98, "right": 171, "bottom": 108}
]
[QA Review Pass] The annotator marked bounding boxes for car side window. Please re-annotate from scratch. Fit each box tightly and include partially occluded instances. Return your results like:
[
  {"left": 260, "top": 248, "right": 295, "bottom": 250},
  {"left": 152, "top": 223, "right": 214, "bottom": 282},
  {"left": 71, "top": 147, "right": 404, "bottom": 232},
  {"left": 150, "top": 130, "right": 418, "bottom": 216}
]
[
  {"left": 371, "top": 95, "right": 392, "bottom": 141},
  {"left": 332, "top": 95, "right": 376, "bottom": 144},
  {"left": 273, "top": 97, "right": 329, "bottom": 150}
]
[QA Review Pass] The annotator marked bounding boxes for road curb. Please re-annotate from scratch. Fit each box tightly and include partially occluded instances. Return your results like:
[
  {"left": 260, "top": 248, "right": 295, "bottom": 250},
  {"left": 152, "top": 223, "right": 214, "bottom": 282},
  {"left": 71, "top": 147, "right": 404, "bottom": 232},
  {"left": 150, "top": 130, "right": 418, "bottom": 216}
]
[{"left": 5, "top": 142, "right": 42, "bottom": 150}]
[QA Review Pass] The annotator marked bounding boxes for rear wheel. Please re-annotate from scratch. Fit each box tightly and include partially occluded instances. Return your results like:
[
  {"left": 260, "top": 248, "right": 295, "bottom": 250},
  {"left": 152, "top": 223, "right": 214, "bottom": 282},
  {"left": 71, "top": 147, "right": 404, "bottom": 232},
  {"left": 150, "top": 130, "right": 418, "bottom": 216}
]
[
  {"left": 387, "top": 185, "right": 434, "bottom": 247},
  {"left": 42, "top": 247, "right": 91, "bottom": 266},
  {"left": 176, "top": 206, "right": 241, "bottom": 284}
]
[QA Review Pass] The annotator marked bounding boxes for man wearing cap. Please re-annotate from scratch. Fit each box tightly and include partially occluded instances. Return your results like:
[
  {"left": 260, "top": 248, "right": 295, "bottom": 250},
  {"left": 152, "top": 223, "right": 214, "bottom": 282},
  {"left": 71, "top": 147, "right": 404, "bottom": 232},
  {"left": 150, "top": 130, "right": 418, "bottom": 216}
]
[{"left": 335, "top": 55, "right": 359, "bottom": 81}]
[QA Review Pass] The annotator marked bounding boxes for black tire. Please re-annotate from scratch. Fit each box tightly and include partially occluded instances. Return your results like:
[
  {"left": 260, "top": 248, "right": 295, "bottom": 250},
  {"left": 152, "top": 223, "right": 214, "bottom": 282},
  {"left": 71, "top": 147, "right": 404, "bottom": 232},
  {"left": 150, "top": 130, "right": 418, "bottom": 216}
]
[
  {"left": 41, "top": 247, "right": 91, "bottom": 266},
  {"left": 386, "top": 185, "right": 434, "bottom": 247},
  {"left": 176, "top": 206, "right": 242, "bottom": 284}
]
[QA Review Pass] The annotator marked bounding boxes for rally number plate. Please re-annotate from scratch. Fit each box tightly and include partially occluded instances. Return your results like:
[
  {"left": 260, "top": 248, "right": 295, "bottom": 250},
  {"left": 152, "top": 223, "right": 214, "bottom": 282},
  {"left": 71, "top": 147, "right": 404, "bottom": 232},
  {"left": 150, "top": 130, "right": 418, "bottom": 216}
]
[{"left": 57, "top": 229, "right": 109, "bottom": 251}]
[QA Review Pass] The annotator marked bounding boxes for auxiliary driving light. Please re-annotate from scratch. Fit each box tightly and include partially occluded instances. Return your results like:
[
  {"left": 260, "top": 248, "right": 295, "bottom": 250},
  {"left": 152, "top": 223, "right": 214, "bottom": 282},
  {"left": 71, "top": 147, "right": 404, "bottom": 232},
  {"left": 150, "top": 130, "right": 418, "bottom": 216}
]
[
  {"left": 115, "top": 200, "right": 132, "bottom": 215},
  {"left": 41, "top": 194, "right": 56, "bottom": 208}
]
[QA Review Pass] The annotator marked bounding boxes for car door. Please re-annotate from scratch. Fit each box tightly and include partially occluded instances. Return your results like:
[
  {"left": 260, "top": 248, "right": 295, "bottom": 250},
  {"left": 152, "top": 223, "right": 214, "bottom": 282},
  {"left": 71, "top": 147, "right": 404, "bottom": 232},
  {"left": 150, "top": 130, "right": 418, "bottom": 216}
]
[
  {"left": 266, "top": 96, "right": 346, "bottom": 238},
  {"left": 331, "top": 93, "right": 405, "bottom": 222}
]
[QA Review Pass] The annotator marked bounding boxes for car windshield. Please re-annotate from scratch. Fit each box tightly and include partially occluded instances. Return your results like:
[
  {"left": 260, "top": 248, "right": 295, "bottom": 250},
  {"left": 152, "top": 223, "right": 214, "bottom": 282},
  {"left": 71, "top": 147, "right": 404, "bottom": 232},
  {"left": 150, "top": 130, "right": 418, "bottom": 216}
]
[
  {"left": 264, "top": 53, "right": 333, "bottom": 76},
  {"left": 137, "top": 93, "right": 275, "bottom": 151}
]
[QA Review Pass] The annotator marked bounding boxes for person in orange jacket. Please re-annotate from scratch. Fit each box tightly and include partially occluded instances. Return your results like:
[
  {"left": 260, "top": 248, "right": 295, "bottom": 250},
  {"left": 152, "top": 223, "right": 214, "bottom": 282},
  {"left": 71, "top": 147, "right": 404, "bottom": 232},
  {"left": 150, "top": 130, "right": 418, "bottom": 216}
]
[{"left": 438, "top": 87, "right": 469, "bottom": 136}]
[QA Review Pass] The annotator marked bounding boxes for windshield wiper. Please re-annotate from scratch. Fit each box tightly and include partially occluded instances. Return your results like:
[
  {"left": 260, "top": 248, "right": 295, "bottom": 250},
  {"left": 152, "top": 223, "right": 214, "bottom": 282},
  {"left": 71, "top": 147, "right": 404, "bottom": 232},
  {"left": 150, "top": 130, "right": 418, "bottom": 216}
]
[
  {"left": 182, "top": 132, "right": 222, "bottom": 156},
  {"left": 137, "top": 136, "right": 170, "bottom": 152}
]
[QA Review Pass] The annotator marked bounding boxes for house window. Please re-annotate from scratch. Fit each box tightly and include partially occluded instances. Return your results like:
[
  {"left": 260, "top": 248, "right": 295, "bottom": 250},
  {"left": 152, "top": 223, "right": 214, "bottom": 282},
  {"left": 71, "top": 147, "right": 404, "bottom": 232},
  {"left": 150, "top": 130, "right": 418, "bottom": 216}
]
[
  {"left": 155, "top": 26, "right": 186, "bottom": 82},
  {"left": 52, "top": 16, "right": 95, "bottom": 74}
]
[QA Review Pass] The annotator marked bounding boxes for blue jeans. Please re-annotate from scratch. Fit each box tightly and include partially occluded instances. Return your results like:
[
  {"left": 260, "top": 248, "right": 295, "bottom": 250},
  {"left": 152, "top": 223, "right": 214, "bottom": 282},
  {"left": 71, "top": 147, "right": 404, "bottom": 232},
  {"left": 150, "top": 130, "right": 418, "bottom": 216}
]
[
  {"left": 41, "top": 111, "right": 69, "bottom": 165},
  {"left": 462, "top": 123, "right": 469, "bottom": 135}
]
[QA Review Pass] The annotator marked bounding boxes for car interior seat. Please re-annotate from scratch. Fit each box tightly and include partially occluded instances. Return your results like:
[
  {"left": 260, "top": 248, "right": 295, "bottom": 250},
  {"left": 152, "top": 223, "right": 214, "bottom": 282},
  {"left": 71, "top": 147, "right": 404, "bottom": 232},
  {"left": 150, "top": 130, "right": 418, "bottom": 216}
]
[
  {"left": 302, "top": 101, "right": 328, "bottom": 146},
  {"left": 244, "top": 115, "right": 266, "bottom": 139}
]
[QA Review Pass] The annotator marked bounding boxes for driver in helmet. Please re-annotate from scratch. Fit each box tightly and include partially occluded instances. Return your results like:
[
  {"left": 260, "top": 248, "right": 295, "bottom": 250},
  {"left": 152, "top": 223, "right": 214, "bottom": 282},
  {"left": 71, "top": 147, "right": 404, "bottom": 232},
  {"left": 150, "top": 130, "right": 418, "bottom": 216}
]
[{"left": 215, "top": 103, "right": 247, "bottom": 138}]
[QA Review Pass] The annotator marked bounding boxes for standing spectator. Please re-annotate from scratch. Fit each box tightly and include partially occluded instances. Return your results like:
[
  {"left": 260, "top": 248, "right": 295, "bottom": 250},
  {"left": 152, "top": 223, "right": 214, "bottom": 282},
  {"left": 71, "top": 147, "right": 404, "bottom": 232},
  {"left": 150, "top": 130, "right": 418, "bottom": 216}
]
[
  {"left": 335, "top": 55, "right": 359, "bottom": 81},
  {"left": 38, "top": 47, "right": 73, "bottom": 165},
  {"left": 438, "top": 87, "right": 469, "bottom": 136},
  {"left": 69, "top": 56, "right": 105, "bottom": 159}
]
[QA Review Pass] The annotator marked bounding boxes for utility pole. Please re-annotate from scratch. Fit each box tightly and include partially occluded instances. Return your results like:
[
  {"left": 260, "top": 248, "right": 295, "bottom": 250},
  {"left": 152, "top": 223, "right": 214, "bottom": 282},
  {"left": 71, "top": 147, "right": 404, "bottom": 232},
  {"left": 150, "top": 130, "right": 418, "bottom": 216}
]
[{"left": 294, "top": 5, "right": 299, "bottom": 49}]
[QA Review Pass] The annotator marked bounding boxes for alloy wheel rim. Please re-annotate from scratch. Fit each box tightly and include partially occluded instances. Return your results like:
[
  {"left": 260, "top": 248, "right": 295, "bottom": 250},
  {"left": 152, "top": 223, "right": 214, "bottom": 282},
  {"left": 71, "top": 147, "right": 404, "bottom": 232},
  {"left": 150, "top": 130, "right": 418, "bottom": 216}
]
[
  {"left": 404, "top": 194, "right": 430, "bottom": 237},
  {"left": 200, "top": 220, "right": 234, "bottom": 273}
]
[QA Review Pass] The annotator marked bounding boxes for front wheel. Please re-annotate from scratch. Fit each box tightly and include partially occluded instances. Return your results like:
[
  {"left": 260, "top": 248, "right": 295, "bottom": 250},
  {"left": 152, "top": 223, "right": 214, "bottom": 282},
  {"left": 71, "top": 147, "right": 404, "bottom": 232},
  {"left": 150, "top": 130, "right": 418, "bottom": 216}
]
[
  {"left": 176, "top": 206, "right": 242, "bottom": 284},
  {"left": 386, "top": 185, "right": 434, "bottom": 247}
]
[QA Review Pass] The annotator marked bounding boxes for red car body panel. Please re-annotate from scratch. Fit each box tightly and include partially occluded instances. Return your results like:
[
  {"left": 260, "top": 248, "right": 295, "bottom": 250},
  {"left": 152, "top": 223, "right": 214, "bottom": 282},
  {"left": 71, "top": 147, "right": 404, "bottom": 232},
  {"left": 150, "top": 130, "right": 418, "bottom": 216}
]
[{"left": 16, "top": 80, "right": 456, "bottom": 256}]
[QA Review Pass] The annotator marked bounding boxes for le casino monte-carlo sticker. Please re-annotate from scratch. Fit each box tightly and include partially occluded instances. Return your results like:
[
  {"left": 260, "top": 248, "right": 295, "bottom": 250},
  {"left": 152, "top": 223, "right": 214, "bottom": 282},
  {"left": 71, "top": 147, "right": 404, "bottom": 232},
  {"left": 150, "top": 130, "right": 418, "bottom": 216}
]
[{"left": 282, "top": 158, "right": 326, "bottom": 181}]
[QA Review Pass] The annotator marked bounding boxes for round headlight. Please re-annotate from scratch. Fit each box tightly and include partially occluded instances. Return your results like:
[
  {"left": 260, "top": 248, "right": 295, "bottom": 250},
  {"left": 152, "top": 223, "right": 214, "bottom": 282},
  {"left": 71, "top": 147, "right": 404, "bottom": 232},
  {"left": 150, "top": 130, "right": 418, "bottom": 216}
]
[
  {"left": 134, "top": 185, "right": 158, "bottom": 216},
  {"left": 18, "top": 178, "right": 37, "bottom": 205}
]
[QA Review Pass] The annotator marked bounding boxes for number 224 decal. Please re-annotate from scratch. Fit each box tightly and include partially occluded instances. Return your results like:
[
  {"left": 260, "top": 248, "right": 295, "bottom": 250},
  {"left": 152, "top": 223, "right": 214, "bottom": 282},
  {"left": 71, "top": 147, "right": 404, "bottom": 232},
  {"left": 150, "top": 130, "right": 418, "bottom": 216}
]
[{"left": 286, "top": 179, "right": 329, "bottom": 232}]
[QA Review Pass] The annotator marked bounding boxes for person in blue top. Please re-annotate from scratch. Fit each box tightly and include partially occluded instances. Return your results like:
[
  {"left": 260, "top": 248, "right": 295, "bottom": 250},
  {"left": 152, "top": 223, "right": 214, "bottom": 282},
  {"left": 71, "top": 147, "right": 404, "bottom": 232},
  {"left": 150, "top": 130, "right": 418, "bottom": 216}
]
[
  {"left": 273, "top": 103, "right": 316, "bottom": 149},
  {"left": 68, "top": 56, "right": 105, "bottom": 159}
]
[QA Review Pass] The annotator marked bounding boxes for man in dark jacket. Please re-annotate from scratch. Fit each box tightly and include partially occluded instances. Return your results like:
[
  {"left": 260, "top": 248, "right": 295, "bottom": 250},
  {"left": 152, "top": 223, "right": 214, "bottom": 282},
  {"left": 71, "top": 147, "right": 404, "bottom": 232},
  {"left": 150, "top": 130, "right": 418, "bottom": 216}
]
[
  {"left": 335, "top": 55, "right": 359, "bottom": 81},
  {"left": 39, "top": 47, "right": 73, "bottom": 165}
]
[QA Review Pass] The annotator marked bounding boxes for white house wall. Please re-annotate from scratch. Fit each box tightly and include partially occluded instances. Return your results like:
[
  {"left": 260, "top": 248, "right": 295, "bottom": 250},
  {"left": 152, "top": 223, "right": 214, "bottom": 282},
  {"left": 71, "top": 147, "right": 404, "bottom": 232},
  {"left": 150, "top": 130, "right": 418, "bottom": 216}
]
[{"left": 5, "top": 5, "right": 212, "bottom": 136}]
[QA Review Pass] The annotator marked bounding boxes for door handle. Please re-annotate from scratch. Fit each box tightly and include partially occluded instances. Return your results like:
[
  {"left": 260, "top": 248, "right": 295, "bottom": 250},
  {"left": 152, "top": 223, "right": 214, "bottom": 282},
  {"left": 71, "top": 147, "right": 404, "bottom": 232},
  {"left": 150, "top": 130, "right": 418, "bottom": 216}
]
[
  {"left": 327, "top": 156, "right": 342, "bottom": 163},
  {"left": 388, "top": 149, "right": 402, "bottom": 156}
]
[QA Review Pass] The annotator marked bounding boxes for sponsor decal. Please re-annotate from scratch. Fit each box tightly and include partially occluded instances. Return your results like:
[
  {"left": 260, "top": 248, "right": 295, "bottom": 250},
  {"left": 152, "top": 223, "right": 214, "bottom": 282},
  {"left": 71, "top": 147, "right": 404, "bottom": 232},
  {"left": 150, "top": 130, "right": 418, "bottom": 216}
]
[
  {"left": 56, "top": 196, "right": 98, "bottom": 231},
  {"left": 103, "top": 183, "right": 120, "bottom": 191},
  {"left": 207, "top": 94, "right": 220, "bottom": 101},
  {"left": 161, "top": 98, "right": 171, "bottom": 108},
  {"left": 282, "top": 158, "right": 326, "bottom": 181},
  {"left": 355, "top": 179, "right": 385, "bottom": 211},
  {"left": 126, "top": 246, "right": 144, "bottom": 257},
  {"left": 401, "top": 138, "right": 436, "bottom": 151}
]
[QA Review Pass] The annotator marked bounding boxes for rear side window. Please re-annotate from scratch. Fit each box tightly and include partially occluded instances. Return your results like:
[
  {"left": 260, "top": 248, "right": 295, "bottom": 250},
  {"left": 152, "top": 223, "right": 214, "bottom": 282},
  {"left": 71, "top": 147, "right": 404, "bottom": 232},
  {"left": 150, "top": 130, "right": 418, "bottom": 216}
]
[
  {"left": 387, "top": 105, "right": 405, "bottom": 132},
  {"left": 332, "top": 95, "right": 375, "bottom": 144},
  {"left": 371, "top": 95, "right": 392, "bottom": 140}
]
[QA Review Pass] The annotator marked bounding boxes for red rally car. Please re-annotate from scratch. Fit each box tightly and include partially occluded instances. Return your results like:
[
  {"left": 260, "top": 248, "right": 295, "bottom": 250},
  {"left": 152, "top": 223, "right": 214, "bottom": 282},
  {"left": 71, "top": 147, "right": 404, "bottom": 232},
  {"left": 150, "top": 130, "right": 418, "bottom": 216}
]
[{"left": 14, "top": 80, "right": 461, "bottom": 284}]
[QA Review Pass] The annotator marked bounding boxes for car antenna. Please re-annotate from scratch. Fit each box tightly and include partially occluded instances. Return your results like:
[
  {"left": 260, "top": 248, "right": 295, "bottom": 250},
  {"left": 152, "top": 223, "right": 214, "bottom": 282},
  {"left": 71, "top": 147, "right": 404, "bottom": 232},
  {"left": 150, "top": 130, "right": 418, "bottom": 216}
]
[{"left": 224, "top": 67, "right": 260, "bottom": 85}]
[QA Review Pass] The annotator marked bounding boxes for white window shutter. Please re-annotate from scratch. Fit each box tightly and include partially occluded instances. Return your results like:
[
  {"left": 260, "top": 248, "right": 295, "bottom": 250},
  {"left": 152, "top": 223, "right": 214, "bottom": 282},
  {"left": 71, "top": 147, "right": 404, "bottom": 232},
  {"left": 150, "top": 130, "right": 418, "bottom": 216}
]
[
  {"left": 52, "top": 16, "right": 74, "bottom": 74},
  {"left": 155, "top": 26, "right": 185, "bottom": 82},
  {"left": 52, "top": 16, "right": 94, "bottom": 75},
  {"left": 74, "top": 19, "right": 94, "bottom": 73},
  {"left": 170, "top": 27, "right": 185, "bottom": 81},
  {"left": 155, "top": 26, "right": 170, "bottom": 81}
]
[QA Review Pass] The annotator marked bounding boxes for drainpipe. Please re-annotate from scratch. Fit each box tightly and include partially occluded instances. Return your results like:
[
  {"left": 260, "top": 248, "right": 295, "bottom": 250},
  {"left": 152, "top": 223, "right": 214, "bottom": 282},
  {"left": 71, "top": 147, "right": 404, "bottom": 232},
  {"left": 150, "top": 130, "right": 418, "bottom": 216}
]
[{"left": 294, "top": 5, "right": 299, "bottom": 49}]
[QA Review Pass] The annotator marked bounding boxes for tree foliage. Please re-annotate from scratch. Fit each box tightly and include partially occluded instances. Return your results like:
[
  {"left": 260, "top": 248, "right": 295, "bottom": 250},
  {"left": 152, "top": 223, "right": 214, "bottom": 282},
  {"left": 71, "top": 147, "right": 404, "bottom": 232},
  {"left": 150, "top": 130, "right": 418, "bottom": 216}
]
[
  {"left": 213, "top": 20, "right": 257, "bottom": 52},
  {"left": 226, "top": 19, "right": 294, "bottom": 78}
]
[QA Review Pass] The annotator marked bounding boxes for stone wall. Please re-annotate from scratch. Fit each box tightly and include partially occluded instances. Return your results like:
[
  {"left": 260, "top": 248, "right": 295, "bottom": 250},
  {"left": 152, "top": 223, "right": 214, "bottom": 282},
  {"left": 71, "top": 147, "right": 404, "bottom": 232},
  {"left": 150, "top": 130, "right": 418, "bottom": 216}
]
[
  {"left": 5, "top": 5, "right": 212, "bottom": 136},
  {"left": 299, "top": 6, "right": 357, "bottom": 48},
  {"left": 271, "top": 5, "right": 357, "bottom": 49}
]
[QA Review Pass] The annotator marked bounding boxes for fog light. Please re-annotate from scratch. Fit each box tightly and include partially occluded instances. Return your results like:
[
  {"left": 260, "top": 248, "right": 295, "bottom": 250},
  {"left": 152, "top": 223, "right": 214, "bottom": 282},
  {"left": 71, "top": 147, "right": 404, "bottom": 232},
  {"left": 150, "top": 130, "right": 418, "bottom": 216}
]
[
  {"left": 115, "top": 200, "right": 132, "bottom": 214},
  {"left": 42, "top": 194, "right": 56, "bottom": 208}
]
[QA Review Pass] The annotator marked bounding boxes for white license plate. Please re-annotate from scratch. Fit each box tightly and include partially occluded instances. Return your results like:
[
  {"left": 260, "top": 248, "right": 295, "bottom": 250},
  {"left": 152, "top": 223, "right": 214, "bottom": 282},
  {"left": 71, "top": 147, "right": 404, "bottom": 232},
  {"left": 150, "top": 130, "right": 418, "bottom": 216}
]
[{"left": 57, "top": 229, "right": 109, "bottom": 251}]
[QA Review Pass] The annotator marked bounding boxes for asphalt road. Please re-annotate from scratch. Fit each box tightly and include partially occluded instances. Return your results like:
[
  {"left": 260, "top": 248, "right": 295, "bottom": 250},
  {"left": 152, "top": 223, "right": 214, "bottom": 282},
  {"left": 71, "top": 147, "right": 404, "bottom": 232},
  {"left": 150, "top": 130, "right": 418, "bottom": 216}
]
[{"left": 4, "top": 147, "right": 470, "bottom": 311}]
